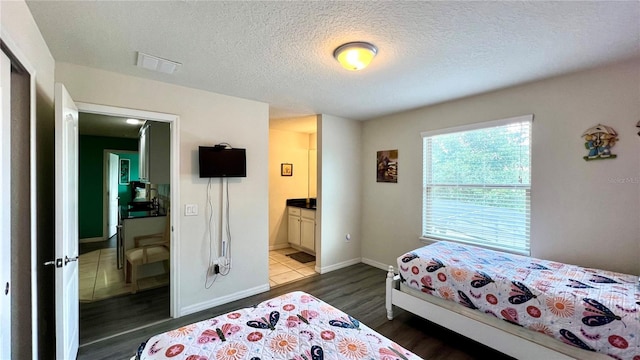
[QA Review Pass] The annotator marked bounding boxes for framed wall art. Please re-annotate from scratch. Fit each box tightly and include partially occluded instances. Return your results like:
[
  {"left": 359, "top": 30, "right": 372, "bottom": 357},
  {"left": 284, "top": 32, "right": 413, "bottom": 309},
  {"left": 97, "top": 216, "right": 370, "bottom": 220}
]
[
  {"left": 582, "top": 124, "right": 618, "bottom": 161},
  {"left": 377, "top": 149, "right": 398, "bottom": 183},
  {"left": 119, "top": 158, "right": 130, "bottom": 184},
  {"left": 281, "top": 163, "right": 293, "bottom": 176}
]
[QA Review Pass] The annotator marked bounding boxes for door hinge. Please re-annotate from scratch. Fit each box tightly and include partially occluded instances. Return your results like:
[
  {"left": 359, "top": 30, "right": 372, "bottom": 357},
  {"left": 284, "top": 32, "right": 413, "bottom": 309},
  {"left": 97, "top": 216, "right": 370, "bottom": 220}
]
[{"left": 4, "top": 282, "right": 8, "bottom": 296}]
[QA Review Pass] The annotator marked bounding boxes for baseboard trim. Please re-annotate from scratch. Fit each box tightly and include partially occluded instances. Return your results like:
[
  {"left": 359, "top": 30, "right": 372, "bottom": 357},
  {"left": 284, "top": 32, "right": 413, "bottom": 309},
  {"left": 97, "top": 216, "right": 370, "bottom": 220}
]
[
  {"left": 179, "top": 283, "right": 270, "bottom": 317},
  {"left": 316, "top": 257, "right": 361, "bottom": 274},
  {"left": 269, "top": 243, "right": 290, "bottom": 251},
  {"left": 79, "top": 237, "right": 105, "bottom": 243},
  {"left": 361, "top": 257, "right": 390, "bottom": 271}
]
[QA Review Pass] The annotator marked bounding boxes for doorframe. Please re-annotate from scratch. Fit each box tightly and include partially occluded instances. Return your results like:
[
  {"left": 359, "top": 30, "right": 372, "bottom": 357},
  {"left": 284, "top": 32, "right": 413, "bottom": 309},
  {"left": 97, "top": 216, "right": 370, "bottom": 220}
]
[
  {"left": 75, "top": 102, "right": 180, "bottom": 318},
  {"left": 102, "top": 149, "right": 137, "bottom": 241},
  {"left": 0, "top": 28, "right": 38, "bottom": 359},
  {"left": 0, "top": 47, "right": 12, "bottom": 360}
]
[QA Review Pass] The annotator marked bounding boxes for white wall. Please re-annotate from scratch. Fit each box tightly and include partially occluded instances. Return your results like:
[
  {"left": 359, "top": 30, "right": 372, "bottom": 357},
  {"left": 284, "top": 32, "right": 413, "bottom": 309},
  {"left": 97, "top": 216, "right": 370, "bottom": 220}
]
[
  {"left": 309, "top": 133, "right": 317, "bottom": 198},
  {"left": 361, "top": 60, "right": 640, "bottom": 276},
  {"left": 1, "top": 0, "right": 57, "bottom": 356},
  {"left": 55, "top": 62, "right": 270, "bottom": 314},
  {"left": 317, "top": 114, "right": 363, "bottom": 273},
  {"left": 1, "top": 2, "right": 56, "bottom": 102},
  {"left": 269, "top": 128, "right": 311, "bottom": 249}
]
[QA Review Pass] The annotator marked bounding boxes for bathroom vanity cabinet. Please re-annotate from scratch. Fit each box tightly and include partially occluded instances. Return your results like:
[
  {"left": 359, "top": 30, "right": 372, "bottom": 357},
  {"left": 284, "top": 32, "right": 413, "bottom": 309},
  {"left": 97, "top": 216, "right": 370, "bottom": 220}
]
[{"left": 287, "top": 206, "right": 316, "bottom": 255}]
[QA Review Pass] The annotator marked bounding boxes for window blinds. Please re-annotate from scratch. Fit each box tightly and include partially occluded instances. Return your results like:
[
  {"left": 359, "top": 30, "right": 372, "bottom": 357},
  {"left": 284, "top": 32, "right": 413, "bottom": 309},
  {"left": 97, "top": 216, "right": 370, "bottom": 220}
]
[{"left": 421, "top": 115, "right": 532, "bottom": 255}]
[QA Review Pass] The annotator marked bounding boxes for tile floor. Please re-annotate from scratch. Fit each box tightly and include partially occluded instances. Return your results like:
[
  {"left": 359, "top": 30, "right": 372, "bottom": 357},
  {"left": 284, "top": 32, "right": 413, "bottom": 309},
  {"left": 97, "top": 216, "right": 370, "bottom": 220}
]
[
  {"left": 269, "top": 247, "right": 317, "bottom": 287},
  {"left": 79, "top": 246, "right": 313, "bottom": 299},
  {"left": 79, "top": 247, "right": 168, "bottom": 302}
]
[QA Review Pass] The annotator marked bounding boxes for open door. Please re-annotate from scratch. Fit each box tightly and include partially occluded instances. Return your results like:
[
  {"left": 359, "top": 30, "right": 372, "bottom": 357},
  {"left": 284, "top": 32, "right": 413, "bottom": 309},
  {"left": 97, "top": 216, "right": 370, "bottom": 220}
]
[
  {"left": 108, "top": 152, "right": 119, "bottom": 238},
  {"left": 54, "top": 83, "right": 79, "bottom": 359}
]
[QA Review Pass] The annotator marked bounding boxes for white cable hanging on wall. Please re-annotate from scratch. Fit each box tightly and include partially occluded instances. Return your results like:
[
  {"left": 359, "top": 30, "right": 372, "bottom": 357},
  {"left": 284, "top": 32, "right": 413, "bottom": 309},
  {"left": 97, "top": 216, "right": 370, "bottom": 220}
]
[{"left": 204, "top": 142, "right": 237, "bottom": 287}]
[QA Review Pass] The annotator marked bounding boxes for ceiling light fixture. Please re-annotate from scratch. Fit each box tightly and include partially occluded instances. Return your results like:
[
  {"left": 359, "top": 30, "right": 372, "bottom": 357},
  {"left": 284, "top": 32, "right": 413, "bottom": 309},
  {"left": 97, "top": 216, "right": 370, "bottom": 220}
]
[
  {"left": 126, "top": 118, "right": 141, "bottom": 125},
  {"left": 333, "top": 41, "right": 378, "bottom": 71}
]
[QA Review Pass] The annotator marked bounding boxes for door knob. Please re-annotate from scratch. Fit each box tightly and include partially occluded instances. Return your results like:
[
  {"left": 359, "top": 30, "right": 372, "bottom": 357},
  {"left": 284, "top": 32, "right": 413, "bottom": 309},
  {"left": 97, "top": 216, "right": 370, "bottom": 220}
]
[{"left": 44, "top": 258, "right": 63, "bottom": 268}]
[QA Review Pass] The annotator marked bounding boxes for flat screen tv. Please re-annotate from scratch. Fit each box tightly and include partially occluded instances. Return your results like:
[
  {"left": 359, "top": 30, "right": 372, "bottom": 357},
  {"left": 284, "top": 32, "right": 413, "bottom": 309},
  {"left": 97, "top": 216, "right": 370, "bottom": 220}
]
[{"left": 199, "top": 146, "right": 246, "bottom": 178}]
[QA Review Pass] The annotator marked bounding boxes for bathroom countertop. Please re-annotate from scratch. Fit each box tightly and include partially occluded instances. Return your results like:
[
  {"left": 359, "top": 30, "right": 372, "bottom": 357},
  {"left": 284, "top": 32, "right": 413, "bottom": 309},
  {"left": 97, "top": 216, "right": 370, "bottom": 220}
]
[{"left": 286, "top": 198, "right": 317, "bottom": 210}]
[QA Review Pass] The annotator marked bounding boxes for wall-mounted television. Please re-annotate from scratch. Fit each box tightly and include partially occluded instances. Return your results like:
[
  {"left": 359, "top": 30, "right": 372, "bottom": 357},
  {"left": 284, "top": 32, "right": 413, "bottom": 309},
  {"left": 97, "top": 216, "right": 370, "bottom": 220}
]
[{"left": 199, "top": 146, "right": 246, "bottom": 178}]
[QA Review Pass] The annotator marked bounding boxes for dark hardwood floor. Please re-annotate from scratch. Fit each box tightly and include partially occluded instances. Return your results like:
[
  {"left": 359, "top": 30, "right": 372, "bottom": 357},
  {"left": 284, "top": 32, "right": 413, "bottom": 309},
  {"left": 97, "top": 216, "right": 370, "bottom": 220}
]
[
  {"left": 80, "top": 286, "right": 170, "bottom": 345},
  {"left": 78, "top": 263, "right": 513, "bottom": 360}
]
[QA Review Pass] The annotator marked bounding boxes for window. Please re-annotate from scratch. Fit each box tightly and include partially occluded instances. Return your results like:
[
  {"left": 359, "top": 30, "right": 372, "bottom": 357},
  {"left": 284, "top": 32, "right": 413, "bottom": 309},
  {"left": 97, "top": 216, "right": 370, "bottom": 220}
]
[{"left": 421, "top": 115, "right": 532, "bottom": 255}]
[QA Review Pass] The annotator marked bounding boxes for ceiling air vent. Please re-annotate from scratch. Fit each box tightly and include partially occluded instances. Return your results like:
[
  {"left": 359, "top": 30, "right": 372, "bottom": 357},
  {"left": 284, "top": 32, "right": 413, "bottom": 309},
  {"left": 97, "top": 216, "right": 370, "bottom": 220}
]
[{"left": 136, "top": 51, "right": 181, "bottom": 75}]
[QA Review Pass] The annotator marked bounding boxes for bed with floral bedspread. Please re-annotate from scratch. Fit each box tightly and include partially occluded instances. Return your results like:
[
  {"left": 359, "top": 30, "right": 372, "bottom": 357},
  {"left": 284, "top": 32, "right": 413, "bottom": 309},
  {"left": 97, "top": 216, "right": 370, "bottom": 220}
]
[
  {"left": 396, "top": 241, "right": 640, "bottom": 360},
  {"left": 134, "top": 291, "right": 421, "bottom": 360}
]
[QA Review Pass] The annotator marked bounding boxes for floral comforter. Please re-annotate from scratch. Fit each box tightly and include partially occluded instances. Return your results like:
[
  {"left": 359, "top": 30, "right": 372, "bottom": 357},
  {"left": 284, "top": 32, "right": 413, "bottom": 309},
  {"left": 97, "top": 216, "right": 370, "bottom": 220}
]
[
  {"left": 136, "top": 291, "right": 421, "bottom": 360},
  {"left": 397, "top": 241, "right": 640, "bottom": 360}
]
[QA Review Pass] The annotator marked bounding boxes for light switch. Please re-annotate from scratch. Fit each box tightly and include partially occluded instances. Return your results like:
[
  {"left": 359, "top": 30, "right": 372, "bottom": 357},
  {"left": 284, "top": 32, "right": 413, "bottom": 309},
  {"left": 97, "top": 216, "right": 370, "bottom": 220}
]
[{"left": 185, "top": 204, "right": 198, "bottom": 216}]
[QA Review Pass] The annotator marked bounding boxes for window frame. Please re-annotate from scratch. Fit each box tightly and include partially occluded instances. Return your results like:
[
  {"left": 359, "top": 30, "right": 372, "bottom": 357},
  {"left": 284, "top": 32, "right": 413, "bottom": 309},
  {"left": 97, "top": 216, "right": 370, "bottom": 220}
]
[{"left": 420, "top": 114, "right": 533, "bottom": 255}]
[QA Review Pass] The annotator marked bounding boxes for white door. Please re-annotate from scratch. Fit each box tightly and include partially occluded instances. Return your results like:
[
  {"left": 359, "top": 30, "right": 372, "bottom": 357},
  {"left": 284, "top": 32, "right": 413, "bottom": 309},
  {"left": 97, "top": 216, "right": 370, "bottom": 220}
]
[
  {"left": 54, "top": 83, "right": 79, "bottom": 360},
  {"left": 0, "top": 51, "right": 12, "bottom": 360},
  {"left": 108, "top": 152, "right": 119, "bottom": 238}
]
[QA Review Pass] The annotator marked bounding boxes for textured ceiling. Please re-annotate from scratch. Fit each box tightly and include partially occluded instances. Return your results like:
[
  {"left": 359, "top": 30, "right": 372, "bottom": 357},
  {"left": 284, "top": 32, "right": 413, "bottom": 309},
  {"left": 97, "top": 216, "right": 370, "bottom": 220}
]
[
  {"left": 79, "top": 112, "right": 142, "bottom": 139},
  {"left": 27, "top": 1, "right": 640, "bottom": 122}
]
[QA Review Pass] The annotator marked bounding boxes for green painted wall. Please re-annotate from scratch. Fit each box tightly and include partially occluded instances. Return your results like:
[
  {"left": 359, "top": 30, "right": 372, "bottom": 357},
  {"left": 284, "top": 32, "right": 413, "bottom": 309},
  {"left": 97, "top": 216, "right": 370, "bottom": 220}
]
[{"left": 79, "top": 135, "right": 139, "bottom": 239}]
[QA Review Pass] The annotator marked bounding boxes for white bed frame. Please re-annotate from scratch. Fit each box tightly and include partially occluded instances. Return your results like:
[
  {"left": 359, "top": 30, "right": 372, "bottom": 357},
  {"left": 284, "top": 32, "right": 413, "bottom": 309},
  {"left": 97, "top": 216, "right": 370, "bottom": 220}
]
[{"left": 385, "top": 266, "right": 610, "bottom": 360}]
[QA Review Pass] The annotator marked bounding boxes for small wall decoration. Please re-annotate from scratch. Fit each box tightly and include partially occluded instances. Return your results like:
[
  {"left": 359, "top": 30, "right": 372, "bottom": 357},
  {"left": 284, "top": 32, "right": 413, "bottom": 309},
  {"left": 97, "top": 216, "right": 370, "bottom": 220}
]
[
  {"left": 281, "top": 163, "right": 293, "bottom": 176},
  {"left": 377, "top": 149, "right": 398, "bottom": 183},
  {"left": 119, "top": 158, "right": 130, "bottom": 184},
  {"left": 582, "top": 124, "right": 618, "bottom": 161}
]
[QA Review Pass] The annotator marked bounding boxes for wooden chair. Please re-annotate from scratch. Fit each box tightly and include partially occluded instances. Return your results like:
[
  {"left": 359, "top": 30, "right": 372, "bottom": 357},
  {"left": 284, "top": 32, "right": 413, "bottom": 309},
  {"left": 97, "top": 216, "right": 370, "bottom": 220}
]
[{"left": 125, "top": 212, "right": 170, "bottom": 293}]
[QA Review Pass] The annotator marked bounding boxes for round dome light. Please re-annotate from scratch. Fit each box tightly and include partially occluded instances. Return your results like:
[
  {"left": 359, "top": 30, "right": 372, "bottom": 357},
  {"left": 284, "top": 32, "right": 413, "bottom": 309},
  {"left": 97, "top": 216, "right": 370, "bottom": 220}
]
[{"left": 333, "top": 42, "right": 378, "bottom": 71}]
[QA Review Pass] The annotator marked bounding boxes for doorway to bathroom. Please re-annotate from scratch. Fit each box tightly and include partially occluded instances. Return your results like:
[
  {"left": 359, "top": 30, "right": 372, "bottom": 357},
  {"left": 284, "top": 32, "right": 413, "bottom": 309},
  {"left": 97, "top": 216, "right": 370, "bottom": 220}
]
[{"left": 268, "top": 115, "right": 319, "bottom": 287}]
